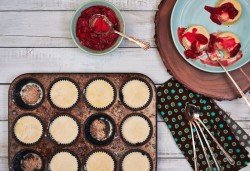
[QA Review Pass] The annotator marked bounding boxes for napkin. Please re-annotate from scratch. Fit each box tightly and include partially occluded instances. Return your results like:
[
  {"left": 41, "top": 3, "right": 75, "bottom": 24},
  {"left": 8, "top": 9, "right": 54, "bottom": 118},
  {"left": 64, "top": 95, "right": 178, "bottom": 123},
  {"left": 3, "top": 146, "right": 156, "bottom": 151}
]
[{"left": 157, "top": 78, "right": 250, "bottom": 171}]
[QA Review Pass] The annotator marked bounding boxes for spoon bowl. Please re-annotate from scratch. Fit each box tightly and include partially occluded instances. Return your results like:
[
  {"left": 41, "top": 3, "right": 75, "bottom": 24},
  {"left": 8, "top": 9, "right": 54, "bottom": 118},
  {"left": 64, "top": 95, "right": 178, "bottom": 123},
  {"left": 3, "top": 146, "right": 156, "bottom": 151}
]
[{"left": 89, "top": 14, "right": 150, "bottom": 50}]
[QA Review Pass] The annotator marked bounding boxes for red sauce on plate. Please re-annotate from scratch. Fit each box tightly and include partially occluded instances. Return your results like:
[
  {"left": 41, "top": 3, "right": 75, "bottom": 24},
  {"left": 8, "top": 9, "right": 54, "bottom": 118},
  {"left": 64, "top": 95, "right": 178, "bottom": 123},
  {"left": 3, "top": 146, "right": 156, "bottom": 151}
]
[
  {"left": 178, "top": 27, "right": 208, "bottom": 59},
  {"left": 205, "top": 3, "right": 239, "bottom": 25},
  {"left": 177, "top": 28, "right": 242, "bottom": 67},
  {"left": 76, "top": 6, "right": 120, "bottom": 51}
]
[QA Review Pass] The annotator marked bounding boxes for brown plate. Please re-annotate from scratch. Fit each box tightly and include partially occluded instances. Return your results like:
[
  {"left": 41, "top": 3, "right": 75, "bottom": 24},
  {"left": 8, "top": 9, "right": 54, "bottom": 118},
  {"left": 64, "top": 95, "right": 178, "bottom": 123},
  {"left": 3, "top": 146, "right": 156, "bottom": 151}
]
[
  {"left": 155, "top": 0, "right": 250, "bottom": 100},
  {"left": 8, "top": 73, "right": 157, "bottom": 171}
]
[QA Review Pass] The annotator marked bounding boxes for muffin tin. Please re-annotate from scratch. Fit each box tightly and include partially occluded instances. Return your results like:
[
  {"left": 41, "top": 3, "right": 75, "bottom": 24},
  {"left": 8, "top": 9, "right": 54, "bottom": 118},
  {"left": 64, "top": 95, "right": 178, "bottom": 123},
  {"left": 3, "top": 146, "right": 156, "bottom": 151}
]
[{"left": 8, "top": 73, "right": 157, "bottom": 171}]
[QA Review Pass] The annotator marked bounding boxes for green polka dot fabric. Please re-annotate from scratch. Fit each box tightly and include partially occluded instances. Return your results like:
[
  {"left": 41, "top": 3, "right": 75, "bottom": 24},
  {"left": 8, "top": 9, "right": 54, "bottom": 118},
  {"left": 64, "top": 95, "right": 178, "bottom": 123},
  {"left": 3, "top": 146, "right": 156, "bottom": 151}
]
[
  {"left": 157, "top": 78, "right": 250, "bottom": 171},
  {"left": 223, "top": 114, "right": 250, "bottom": 149}
]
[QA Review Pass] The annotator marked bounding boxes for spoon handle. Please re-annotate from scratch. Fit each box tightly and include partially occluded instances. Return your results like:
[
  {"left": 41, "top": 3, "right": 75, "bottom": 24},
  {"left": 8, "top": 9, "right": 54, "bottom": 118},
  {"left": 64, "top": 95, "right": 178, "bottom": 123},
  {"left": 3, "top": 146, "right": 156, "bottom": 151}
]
[
  {"left": 114, "top": 30, "right": 150, "bottom": 50},
  {"left": 192, "top": 122, "right": 213, "bottom": 171},
  {"left": 194, "top": 120, "right": 221, "bottom": 171},
  {"left": 197, "top": 118, "right": 235, "bottom": 165},
  {"left": 240, "top": 68, "right": 250, "bottom": 82},
  {"left": 217, "top": 60, "right": 250, "bottom": 110},
  {"left": 189, "top": 122, "right": 198, "bottom": 171}
]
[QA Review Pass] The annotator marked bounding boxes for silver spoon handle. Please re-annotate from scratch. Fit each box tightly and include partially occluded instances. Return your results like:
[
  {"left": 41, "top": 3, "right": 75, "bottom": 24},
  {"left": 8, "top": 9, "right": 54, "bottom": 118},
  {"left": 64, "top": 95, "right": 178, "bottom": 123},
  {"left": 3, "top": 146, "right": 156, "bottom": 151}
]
[
  {"left": 192, "top": 122, "right": 213, "bottom": 171},
  {"left": 190, "top": 122, "right": 198, "bottom": 171},
  {"left": 114, "top": 30, "right": 150, "bottom": 50},
  {"left": 194, "top": 120, "right": 221, "bottom": 171},
  {"left": 197, "top": 118, "right": 235, "bottom": 165},
  {"left": 240, "top": 68, "right": 250, "bottom": 82},
  {"left": 217, "top": 60, "right": 250, "bottom": 110}
]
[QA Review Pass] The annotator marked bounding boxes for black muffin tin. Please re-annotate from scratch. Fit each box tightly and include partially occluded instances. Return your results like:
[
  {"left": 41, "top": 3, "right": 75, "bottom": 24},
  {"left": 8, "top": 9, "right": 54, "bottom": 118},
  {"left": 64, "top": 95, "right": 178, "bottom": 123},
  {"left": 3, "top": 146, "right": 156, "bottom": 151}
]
[{"left": 8, "top": 73, "right": 157, "bottom": 171}]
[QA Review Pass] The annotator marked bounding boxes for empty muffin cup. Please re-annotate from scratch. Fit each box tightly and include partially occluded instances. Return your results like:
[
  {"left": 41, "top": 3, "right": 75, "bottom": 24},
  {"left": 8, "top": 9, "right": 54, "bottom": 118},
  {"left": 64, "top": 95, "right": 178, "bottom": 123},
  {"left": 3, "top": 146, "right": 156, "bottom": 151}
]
[
  {"left": 13, "top": 78, "right": 44, "bottom": 110},
  {"left": 12, "top": 149, "right": 44, "bottom": 171},
  {"left": 84, "top": 113, "right": 116, "bottom": 146}
]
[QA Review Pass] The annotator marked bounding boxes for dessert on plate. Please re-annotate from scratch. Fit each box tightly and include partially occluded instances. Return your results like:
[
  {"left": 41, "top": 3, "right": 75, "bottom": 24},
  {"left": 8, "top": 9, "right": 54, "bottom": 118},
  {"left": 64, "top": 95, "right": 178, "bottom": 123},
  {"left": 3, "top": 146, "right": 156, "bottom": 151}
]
[
  {"left": 205, "top": 0, "right": 242, "bottom": 26},
  {"left": 178, "top": 25, "right": 210, "bottom": 59},
  {"left": 178, "top": 25, "right": 242, "bottom": 67},
  {"left": 202, "top": 31, "right": 242, "bottom": 66}
]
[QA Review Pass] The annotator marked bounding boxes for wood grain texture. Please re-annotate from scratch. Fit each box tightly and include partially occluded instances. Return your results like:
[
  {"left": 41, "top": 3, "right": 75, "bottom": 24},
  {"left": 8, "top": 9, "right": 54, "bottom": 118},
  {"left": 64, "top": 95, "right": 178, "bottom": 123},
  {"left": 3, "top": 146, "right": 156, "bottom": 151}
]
[
  {"left": 0, "top": 48, "right": 170, "bottom": 84},
  {"left": 155, "top": 0, "right": 250, "bottom": 100},
  {"left": 0, "top": 11, "right": 155, "bottom": 47},
  {"left": 0, "top": 0, "right": 161, "bottom": 11}
]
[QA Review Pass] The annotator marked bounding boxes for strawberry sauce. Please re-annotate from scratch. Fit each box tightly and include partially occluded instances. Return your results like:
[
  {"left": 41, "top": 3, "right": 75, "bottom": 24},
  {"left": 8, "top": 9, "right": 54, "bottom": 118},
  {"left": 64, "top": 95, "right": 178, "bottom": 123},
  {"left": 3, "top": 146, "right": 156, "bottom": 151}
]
[
  {"left": 177, "top": 27, "right": 242, "bottom": 67},
  {"left": 93, "top": 17, "right": 111, "bottom": 34},
  {"left": 76, "top": 6, "right": 120, "bottom": 51},
  {"left": 205, "top": 2, "right": 239, "bottom": 25},
  {"left": 178, "top": 27, "right": 208, "bottom": 59}
]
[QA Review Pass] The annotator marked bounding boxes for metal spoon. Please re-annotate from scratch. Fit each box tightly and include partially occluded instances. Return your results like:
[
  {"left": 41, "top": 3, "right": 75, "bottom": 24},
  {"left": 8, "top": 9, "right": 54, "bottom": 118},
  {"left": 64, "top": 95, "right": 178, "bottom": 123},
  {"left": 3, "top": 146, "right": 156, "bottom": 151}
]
[
  {"left": 185, "top": 103, "right": 214, "bottom": 171},
  {"left": 206, "top": 51, "right": 250, "bottom": 110},
  {"left": 189, "top": 121, "right": 198, "bottom": 171},
  {"left": 187, "top": 103, "right": 235, "bottom": 166},
  {"left": 89, "top": 14, "right": 150, "bottom": 50}
]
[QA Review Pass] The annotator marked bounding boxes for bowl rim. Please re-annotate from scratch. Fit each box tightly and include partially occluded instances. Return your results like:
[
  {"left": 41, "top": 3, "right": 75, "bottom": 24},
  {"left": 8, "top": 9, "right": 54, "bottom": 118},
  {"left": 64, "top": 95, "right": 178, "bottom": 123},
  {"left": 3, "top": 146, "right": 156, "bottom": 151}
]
[{"left": 70, "top": 0, "right": 125, "bottom": 56}]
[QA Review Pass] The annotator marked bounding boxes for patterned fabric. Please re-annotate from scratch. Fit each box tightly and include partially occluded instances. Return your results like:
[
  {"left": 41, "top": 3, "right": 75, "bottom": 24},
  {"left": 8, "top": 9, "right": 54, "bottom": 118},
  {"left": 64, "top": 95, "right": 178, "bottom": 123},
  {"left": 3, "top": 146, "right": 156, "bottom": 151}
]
[
  {"left": 157, "top": 78, "right": 250, "bottom": 171},
  {"left": 223, "top": 114, "right": 250, "bottom": 149}
]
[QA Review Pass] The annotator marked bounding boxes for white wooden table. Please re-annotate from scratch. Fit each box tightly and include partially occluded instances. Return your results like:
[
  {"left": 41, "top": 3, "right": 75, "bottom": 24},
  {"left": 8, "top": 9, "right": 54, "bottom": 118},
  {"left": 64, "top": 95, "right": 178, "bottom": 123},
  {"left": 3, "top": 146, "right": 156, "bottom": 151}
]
[{"left": 0, "top": 0, "right": 249, "bottom": 170}]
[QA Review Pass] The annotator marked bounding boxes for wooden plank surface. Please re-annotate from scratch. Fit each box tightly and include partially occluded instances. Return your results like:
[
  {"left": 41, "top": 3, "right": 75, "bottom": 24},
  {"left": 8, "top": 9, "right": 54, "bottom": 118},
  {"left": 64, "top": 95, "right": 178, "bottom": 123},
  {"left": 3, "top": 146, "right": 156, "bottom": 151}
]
[
  {"left": 0, "top": 0, "right": 161, "bottom": 11},
  {"left": 0, "top": 0, "right": 250, "bottom": 170},
  {"left": 0, "top": 48, "right": 170, "bottom": 84},
  {"left": 0, "top": 11, "right": 155, "bottom": 47}
]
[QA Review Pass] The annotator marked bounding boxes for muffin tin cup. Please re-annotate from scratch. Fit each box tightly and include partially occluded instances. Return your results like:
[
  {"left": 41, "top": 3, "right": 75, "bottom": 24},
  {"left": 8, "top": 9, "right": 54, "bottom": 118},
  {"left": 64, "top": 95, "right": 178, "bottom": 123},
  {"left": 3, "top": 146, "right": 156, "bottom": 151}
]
[
  {"left": 120, "top": 113, "right": 153, "bottom": 146},
  {"left": 83, "top": 149, "right": 117, "bottom": 171},
  {"left": 48, "top": 149, "right": 81, "bottom": 171},
  {"left": 12, "top": 78, "right": 45, "bottom": 110},
  {"left": 12, "top": 149, "right": 44, "bottom": 171},
  {"left": 84, "top": 113, "right": 116, "bottom": 146},
  {"left": 48, "top": 114, "right": 80, "bottom": 146},
  {"left": 83, "top": 77, "right": 117, "bottom": 111},
  {"left": 48, "top": 78, "right": 80, "bottom": 110},
  {"left": 12, "top": 113, "right": 44, "bottom": 146},
  {"left": 120, "top": 77, "right": 153, "bottom": 111},
  {"left": 120, "top": 149, "right": 153, "bottom": 171}
]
